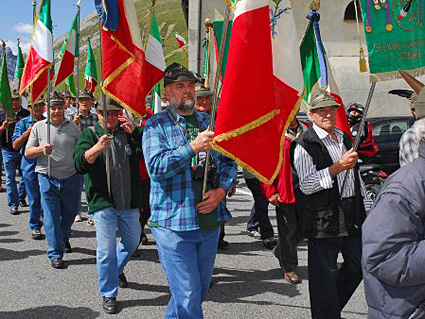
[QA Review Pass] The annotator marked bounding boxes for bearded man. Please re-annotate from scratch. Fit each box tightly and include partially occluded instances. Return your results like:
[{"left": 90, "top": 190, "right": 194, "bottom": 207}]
[{"left": 142, "top": 63, "right": 237, "bottom": 319}]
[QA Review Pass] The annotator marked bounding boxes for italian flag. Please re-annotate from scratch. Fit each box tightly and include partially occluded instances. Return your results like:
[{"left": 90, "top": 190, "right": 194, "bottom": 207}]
[
  {"left": 300, "top": 20, "right": 351, "bottom": 136},
  {"left": 212, "top": 0, "right": 304, "bottom": 184},
  {"left": 175, "top": 32, "right": 187, "bottom": 48},
  {"left": 19, "top": 0, "right": 53, "bottom": 103},
  {"left": 55, "top": 11, "right": 79, "bottom": 88},
  {"left": 145, "top": 8, "right": 165, "bottom": 106},
  {"left": 84, "top": 38, "right": 98, "bottom": 93}
]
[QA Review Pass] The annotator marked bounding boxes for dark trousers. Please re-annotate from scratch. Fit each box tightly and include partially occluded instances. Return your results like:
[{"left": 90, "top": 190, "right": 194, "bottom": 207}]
[
  {"left": 245, "top": 177, "right": 273, "bottom": 239},
  {"left": 308, "top": 236, "right": 362, "bottom": 319},
  {"left": 138, "top": 179, "right": 151, "bottom": 242},
  {"left": 275, "top": 203, "right": 298, "bottom": 272}
]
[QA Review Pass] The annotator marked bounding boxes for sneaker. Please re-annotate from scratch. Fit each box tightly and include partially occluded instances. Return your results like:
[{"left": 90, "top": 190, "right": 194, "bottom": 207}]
[
  {"left": 74, "top": 213, "right": 82, "bottom": 222},
  {"left": 51, "top": 258, "right": 64, "bottom": 269},
  {"left": 87, "top": 217, "right": 95, "bottom": 226},
  {"left": 19, "top": 198, "right": 28, "bottom": 207},
  {"left": 246, "top": 229, "right": 261, "bottom": 239},
  {"left": 102, "top": 297, "right": 118, "bottom": 314},
  {"left": 263, "top": 238, "right": 277, "bottom": 250},
  {"left": 9, "top": 208, "right": 19, "bottom": 215},
  {"left": 65, "top": 242, "right": 72, "bottom": 253},
  {"left": 118, "top": 273, "right": 129, "bottom": 288},
  {"left": 31, "top": 229, "right": 43, "bottom": 240}
]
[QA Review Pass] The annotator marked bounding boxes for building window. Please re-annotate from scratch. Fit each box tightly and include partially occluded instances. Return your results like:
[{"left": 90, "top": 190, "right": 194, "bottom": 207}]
[{"left": 344, "top": 0, "right": 362, "bottom": 21}]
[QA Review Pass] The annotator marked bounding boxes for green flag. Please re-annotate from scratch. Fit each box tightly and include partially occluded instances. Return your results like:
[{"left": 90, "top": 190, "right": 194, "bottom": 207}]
[
  {"left": 300, "top": 22, "right": 321, "bottom": 103},
  {"left": 14, "top": 42, "right": 24, "bottom": 81},
  {"left": 66, "top": 74, "right": 77, "bottom": 96},
  {"left": 0, "top": 44, "right": 13, "bottom": 117},
  {"left": 360, "top": 0, "right": 425, "bottom": 81},
  {"left": 84, "top": 38, "right": 97, "bottom": 93}
]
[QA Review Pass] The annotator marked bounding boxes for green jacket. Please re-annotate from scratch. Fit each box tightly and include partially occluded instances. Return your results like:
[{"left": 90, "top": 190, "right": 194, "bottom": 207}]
[{"left": 73, "top": 122, "right": 143, "bottom": 213}]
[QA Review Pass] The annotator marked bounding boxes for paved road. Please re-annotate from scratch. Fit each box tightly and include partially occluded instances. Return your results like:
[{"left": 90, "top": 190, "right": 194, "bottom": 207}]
[{"left": 0, "top": 178, "right": 368, "bottom": 319}]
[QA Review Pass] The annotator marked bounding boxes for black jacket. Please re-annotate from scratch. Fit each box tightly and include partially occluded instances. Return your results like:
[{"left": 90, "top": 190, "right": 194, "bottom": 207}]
[{"left": 290, "top": 127, "right": 365, "bottom": 238}]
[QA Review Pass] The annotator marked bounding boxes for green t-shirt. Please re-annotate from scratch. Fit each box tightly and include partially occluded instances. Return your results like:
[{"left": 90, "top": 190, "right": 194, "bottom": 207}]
[{"left": 184, "top": 114, "right": 219, "bottom": 231}]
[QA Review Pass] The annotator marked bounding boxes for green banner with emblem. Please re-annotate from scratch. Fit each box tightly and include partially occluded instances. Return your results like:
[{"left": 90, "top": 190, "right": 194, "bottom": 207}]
[{"left": 360, "top": 0, "right": 425, "bottom": 81}]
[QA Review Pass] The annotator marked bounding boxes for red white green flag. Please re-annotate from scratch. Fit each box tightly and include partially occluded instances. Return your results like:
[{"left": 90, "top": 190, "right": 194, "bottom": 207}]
[
  {"left": 84, "top": 38, "right": 98, "bottom": 93},
  {"left": 55, "top": 10, "right": 80, "bottom": 88},
  {"left": 212, "top": 0, "right": 304, "bottom": 184},
  {"left": 19, "top": 0, "right": 53, "bottom": 103},
  {"left": 145, "top": 8, "right": 165, "bottom": 97}
]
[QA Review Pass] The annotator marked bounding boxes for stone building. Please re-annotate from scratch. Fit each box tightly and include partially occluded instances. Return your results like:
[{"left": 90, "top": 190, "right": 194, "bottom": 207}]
[{"left": 187, "top": 0, "right": 418, "bottom": 117}]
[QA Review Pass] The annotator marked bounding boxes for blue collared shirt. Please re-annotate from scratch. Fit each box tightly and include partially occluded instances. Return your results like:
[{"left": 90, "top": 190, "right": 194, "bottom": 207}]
[
  {"left": 142, "top": 107, "right": 237, "bottom": 232},
  {"left": 12, "top": 115, "right": 44, "bottom": 171}
]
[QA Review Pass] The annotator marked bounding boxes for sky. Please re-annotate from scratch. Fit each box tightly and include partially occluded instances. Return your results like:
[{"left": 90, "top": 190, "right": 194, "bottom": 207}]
[{"left": 0, "top": 0, "right": 96, "bottom": 55}]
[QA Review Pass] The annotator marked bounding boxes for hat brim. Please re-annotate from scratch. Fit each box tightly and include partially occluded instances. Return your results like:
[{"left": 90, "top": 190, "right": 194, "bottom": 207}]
[
  {"left": 164, "top": 75, "right": 199, "bottom": 86},
  {"left": 96, "top": 104, "right": 122, "bottom": 111},
  {"left": 196, "top": 91, "right": 213, "bottom": 97},
  {"left": 309, "top": 100, "right": 340, "bottom": 111}
]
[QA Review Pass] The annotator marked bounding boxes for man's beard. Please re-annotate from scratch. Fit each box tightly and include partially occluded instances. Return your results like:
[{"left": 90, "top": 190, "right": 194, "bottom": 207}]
[{"left": 170, "top": 96, "right": 195, "bottom": 113}]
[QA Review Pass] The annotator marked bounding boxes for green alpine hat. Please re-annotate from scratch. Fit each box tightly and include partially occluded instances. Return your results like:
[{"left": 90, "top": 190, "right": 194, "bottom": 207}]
[
  {"left": 97, "top": 97, "right": 123, "bottom": 111},
  {"left": 50, "top": 92, "right": 65, "bottom": 107}
]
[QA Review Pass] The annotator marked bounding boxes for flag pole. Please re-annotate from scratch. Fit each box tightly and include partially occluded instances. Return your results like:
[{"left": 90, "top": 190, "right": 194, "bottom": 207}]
[
  {"left": 203, "top": 19, "right": 213, "bottom": 89},
  {"left": 144, "top": 0, "right": 157, "bottom": 51},
  {"left": 339, "top": 81, "right": 377, "bottom": 198},
  {"left": 202, "top": 4, "right": 231, "bottom": 196},
  {"left": 75, "top": 1, "right": 81, "bottom": 100},
  {"left": 98, "top": 18, "right": 112, "bottom": 195},
  {"left": 33, "top": 0, "right": 37, "bottom": 25},
  {"left": 46, "top": 65, "right": 52, "bottom": 178}
]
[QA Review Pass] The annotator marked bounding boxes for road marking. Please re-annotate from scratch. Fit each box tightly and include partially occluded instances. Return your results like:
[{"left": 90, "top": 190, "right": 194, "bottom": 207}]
[{"left": 236, "top": 188, "right": 253, "bottom": 197}]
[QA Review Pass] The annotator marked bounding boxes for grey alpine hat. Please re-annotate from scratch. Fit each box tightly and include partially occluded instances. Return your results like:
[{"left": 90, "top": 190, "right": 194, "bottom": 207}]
[{"left": 164, "top": 62, "right": 199, "bottom": 87}]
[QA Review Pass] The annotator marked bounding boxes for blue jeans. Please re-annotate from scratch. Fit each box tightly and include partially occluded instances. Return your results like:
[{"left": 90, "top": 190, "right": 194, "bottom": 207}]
[
  {"left": 94, "top": 207, "right": 141, "bottom": 297},
  {"left": 2, "top": 150, "right": 26, "bottom": 209},
  {"left": 151, "top": 226, "right": 220, "bottom": 319},
  {"left": 22, "top": 161, "right": 43, "bottom": 230},
  {"left": 38, "top": 173, "right": 82, "bottom": 260}
]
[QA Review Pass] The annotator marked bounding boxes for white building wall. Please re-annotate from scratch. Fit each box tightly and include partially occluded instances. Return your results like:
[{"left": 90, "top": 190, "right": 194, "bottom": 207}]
[{"left": 188, "top": 0, "right": 420, "bottom": 117}]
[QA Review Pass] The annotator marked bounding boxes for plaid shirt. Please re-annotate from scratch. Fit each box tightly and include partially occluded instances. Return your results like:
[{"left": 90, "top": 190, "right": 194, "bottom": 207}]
[
  {"left": 399, "top": 124, "right": 418, "bottom": 167},
  {"left": 142, "top": 107, "right": 237, "bottom": 231},
  {"left": 68, "top": 113, "right": 98, "bottom": 132}
]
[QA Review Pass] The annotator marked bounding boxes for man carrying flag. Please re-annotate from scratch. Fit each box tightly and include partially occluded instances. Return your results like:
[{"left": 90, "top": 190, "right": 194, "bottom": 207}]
[
  {"left": 291, "top": 90, "right": 372, "bottom": 319},
  {"left": 142, "top": 63, "right": 237, "bottom": 319},
  {"left": 19, "top": 0, "right": 53, "bottom": 103}
]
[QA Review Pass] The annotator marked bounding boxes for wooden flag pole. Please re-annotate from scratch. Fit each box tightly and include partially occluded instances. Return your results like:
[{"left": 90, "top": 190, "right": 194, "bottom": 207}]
[
  {"left": 98, "top": 18, "right": 112, "bottom": 195},
  {"left": 202, "top": 4, "right": 231, "bottom": 197}
]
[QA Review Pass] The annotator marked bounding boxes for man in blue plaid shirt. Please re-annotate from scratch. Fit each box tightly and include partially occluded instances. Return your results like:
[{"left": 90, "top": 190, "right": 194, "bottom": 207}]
[{"left": 143, "top": 63, "right": 237, "bottom": 319}]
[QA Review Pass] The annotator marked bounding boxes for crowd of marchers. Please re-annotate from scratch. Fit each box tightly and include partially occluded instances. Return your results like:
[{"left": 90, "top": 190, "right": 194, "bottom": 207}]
[{"left": 1, "top": 64, "right": 425, "bottom": 319}]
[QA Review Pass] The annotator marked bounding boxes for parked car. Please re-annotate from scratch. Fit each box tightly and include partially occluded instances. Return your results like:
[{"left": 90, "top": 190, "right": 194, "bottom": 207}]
[{"left": 369, "top": 116, "right": 415, "bottom": 175}]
